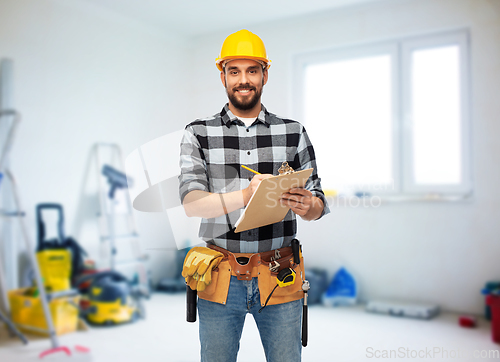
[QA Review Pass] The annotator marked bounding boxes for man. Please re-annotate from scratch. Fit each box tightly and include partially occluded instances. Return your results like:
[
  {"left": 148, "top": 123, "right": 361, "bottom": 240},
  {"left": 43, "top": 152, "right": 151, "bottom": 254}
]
[{"left": 179, "top": 29, "right": 329, "bottom": 362}]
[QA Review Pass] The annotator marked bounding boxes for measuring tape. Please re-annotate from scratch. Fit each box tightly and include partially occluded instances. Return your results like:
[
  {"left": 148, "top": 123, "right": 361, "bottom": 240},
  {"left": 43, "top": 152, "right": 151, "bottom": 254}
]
[
  {"left": 276, "top": 268, "right": 296, "bottom": 288},
  {"left": 259, "top": 268, "right": 297, "bottom": 313}
]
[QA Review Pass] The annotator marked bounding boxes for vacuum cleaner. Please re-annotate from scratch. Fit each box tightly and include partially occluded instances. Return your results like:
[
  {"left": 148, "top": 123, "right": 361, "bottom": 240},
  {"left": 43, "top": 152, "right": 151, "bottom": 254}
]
[{"left": 77, "top": 270, "right": 147, "bottom": 326}]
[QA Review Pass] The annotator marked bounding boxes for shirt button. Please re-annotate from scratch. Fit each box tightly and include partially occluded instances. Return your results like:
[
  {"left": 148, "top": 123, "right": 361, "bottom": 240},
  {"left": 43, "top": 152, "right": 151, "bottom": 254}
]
[
  {"left": 247, "top": 151, "right": 250, "bottom": 155},
  {"left": 246, "top": 129, "right": 249, "bottom": 133}
]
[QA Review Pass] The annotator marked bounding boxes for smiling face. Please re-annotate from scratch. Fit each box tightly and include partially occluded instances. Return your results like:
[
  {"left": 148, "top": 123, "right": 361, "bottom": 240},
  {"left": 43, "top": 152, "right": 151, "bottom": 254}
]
[{"left": 221, "top": 59, "right": 268, "bottom": 117}]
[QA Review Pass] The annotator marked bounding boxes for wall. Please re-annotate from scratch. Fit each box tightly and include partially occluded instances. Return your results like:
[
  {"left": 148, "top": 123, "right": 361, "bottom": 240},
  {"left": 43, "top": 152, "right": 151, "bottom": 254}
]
[
  {"left": 0, "top": 0, "right": 190, "bottom": 289},
  {"left": 188, "top": 0, "right": 500, "bottom": 313}
]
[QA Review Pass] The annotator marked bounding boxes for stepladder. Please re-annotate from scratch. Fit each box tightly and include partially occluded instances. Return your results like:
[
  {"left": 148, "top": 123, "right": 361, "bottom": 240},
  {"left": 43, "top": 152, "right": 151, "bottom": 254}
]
[{"left": 94, "top": 143, "right": 150, "bottom": 296}]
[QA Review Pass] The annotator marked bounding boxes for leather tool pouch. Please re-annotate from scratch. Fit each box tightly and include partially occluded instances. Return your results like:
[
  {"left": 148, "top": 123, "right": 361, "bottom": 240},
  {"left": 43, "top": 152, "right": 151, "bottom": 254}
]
[
  {"left": 197, "top": 258, "right": 232, "bottom": 305},
  {"left": 198, "top": 245, "right": 253, "bottom": 305},
  {"left": 257, "top": 248, "right": 304, "bottom": 307},
  {"left": 199, "top": 244, "right": 304, "bottom": 306}
]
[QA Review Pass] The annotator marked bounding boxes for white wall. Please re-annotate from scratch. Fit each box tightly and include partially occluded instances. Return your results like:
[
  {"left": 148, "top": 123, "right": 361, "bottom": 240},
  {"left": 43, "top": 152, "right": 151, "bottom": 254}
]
[
  {"left": 188, "top": 0, "right": 500, "bottom": 314},
  {"left": 0, "top": 0, "right": 190, "bottom": 287}
]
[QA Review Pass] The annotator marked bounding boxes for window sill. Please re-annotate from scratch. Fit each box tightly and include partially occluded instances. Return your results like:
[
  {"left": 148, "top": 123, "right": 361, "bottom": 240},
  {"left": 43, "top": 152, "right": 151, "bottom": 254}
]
[{"left": 325, "top": 192, "right": 473, "bottom": 207}]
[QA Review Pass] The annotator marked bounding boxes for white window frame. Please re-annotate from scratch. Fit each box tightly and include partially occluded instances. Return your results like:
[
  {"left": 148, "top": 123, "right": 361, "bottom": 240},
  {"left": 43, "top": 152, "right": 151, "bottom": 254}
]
[
  {"left": 401, "top": 31, "right": 472, "bottom": 194},
  {"left": 292, "top": 29, "right": 472, "bottom": 198}
]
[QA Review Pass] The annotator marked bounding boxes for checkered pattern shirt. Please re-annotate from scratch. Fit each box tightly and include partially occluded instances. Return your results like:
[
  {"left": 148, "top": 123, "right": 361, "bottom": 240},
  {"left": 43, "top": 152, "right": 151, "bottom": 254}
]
[{"left": 179, "top": 104, "right": 329, "bottom": 253}]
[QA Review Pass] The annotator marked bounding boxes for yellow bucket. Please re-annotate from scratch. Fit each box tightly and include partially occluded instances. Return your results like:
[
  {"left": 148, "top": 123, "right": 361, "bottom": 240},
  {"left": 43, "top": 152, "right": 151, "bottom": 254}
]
[{"left": 8, "top": 288, "right": 80, "bottom": 336}]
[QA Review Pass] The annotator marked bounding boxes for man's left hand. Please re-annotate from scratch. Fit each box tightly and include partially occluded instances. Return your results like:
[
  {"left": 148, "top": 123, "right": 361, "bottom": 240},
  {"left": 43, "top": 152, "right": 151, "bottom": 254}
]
[
  {"left": 281, "top": 188, "right": 313, "bottom": 216},
  {"left": 281, "top": 187, "right": 324, "bottom": 221}
]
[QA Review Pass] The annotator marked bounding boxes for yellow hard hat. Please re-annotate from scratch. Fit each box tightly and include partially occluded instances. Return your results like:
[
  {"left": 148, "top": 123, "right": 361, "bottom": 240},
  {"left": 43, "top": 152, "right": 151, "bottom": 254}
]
[{"left": 215, "top": 29, "right": 271, "bottom": 72}]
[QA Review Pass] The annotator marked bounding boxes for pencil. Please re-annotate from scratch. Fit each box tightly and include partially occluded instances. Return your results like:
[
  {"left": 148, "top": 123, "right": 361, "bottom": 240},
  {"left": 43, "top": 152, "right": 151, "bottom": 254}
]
[{"left": 241, "top": 165, "right": 261, "bottom": 175}]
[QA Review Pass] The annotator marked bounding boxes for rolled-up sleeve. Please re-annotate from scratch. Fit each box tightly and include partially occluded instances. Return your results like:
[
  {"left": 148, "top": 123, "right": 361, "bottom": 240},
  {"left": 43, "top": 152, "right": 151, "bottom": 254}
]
[
  {"left": 295, "top": 126, "right": 330, "bottom": 219},
  {"left": 179, "top": 126, "right": 209, "bottom": 204}
]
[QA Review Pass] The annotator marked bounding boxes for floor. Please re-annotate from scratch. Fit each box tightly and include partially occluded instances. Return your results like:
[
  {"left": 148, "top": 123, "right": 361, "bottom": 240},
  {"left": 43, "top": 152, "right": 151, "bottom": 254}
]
[{"left": 0, "top": 293, "right": 498, "bottom": 361}]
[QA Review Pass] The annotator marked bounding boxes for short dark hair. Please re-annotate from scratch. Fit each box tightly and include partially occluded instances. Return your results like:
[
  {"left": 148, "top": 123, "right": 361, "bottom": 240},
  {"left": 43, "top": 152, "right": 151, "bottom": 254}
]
[{"left": 222, "top": 61, "right": 266, "bottom": 74}]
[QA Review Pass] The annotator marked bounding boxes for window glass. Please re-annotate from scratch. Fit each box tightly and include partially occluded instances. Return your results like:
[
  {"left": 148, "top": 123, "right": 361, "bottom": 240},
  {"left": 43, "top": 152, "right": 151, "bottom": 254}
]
[
  {"left": 304, "top": 55, "right": 393, "bottom": 193},
  {"left": 411, "top": 46, "right": 462, "bottom": 184}
]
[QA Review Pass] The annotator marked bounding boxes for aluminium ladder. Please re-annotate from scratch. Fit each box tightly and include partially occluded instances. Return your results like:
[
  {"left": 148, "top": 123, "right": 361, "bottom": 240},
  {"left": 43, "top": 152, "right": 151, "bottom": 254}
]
[
  {"left": 0, "top": 110, "right": 27, "bottom": 344},
  {"left": 94, "top": 143, "right": 150, "bottom": 295}
]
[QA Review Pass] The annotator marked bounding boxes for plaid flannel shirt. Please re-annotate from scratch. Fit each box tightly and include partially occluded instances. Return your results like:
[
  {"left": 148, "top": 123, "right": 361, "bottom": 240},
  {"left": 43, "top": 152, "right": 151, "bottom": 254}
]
[{"left": 179, "top": 104, "right": 329, "bottom": 253}]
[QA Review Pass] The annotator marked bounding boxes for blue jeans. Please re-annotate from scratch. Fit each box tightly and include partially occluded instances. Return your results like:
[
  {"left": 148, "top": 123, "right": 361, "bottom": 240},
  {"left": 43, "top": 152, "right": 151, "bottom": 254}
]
[{"left": 198, "top": 276, "right": 302, "bottom": 362}]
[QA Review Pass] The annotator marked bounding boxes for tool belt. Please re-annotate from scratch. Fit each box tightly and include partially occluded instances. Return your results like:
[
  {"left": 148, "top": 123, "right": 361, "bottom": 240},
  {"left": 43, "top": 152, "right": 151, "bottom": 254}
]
[{"left": 197, "top": 244, "right": 305, "bottom": 307}]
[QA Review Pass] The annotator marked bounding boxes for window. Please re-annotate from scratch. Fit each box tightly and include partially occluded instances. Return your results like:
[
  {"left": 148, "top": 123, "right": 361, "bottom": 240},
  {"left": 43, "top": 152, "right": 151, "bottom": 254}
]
[{"left": 293, "top": 30, "right": 471, "bottom": 197}]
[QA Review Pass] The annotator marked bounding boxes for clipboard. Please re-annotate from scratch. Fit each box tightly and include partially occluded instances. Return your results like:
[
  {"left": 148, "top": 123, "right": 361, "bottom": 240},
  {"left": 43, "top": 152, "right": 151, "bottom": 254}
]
[{"left": 234, "top": 168, "right": 313, "bottom": 233}]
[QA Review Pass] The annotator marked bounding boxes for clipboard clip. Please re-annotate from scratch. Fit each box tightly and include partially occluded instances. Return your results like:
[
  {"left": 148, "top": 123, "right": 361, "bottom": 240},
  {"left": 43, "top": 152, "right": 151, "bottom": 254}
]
[{"left": 278, "top": 161, "right": 295, "bottom": 175}]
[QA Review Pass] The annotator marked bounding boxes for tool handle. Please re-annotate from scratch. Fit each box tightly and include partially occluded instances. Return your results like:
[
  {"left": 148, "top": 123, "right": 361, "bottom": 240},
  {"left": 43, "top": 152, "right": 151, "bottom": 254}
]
[
  {"left": 291, "top": 239, "right": 300, "bottom": 265},
  {"left": 36, "top": 203, "right": 65, "bottom": 249},
  {"left": 302, "top": 304, "right": 308, "bottom": 347},
  {"left": 186, "top": 286, "right": 197, "bottom": 322}
]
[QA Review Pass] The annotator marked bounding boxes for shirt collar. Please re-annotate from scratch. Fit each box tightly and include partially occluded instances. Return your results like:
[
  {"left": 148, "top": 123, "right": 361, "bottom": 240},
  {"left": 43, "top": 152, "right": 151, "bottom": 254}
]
[{"left": 220, "top": 103, "right": 270, "bottom": 128}]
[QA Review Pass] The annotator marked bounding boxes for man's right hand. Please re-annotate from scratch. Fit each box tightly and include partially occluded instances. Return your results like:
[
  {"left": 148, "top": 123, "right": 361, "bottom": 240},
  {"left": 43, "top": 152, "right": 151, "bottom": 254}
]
[
  {"left": 243, "top": 174, "right": 273, "bottom": 205},
  {"left": 182, "top": 173, "right": 273, "bottom": 219}
]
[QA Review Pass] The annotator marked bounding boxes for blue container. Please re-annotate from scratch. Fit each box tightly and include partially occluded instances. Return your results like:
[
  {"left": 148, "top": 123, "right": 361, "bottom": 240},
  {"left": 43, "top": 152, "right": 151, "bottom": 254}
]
[{"left": 323, "top": 267, "right": 357, "bottom": 307}]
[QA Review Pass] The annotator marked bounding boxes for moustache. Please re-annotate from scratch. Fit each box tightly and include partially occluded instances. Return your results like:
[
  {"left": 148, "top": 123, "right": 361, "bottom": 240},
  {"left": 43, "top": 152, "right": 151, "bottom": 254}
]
[{"left": 233, "top": 86, "right": 256, "bottom": 92}]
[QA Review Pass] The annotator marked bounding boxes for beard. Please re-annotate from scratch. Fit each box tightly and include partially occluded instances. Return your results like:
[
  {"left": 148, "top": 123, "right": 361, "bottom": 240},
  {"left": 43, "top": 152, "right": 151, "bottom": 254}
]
[{"left": 225, "top": 81, "right": 264, "bottom": 111}]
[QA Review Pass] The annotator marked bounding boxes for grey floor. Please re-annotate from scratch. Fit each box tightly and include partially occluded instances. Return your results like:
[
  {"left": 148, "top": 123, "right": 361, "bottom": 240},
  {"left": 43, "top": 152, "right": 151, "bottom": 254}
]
[{"left": 0, "top": 293, "right": 498, "bottom": 362}]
